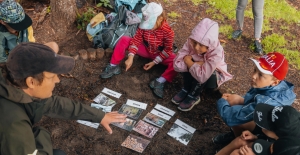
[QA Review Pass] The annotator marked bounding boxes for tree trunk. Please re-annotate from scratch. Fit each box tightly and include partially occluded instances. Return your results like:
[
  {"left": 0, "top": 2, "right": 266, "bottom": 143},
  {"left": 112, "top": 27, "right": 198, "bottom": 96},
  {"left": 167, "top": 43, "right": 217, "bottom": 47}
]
[{"left": 50, "top": 0, "right": 77, "bottom": 39}]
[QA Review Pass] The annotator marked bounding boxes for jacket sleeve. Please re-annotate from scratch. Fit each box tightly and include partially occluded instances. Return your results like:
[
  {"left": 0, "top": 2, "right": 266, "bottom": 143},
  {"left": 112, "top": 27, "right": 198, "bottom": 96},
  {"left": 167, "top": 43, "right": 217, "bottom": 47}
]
[
  {"left": 189, "top": 48, "right": 223, "bottom": 84},
  {"left": 128, "top": 28, "right": 144, "bottom": 55},
  {"left": 42, "top": 96, "right": 105, "bottom": 123},
  {"left": 217, "top": 98, "right": 256, "bottom": 127},
  {"left": 158, "top": 25, "right": 174, "bottom": 60},
  {"left": 173, "top": 41, "right": 190, "bottom": 72}
]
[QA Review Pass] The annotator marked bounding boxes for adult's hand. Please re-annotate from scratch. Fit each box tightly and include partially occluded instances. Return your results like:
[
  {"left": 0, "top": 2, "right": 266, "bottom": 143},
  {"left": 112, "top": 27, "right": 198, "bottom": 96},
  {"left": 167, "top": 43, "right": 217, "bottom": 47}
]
[
  {"left": 222, "top": 93, "right": 244, "bottom": 106},
  {"left": 143, "top": 61, "right": 155, "bottom": 70},
  {"left": 125, "top": 55, "right": 134, "bottom": 71},
  {"left": 100, "top": 111, "right": 127, "bottom": 134}
]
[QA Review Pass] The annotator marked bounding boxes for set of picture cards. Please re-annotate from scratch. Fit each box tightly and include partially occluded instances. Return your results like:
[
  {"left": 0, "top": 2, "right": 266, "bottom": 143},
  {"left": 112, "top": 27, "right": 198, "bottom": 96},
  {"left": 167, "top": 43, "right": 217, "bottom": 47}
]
[{"left": 167, "top": 119, "right": 196, "bottom": 145}]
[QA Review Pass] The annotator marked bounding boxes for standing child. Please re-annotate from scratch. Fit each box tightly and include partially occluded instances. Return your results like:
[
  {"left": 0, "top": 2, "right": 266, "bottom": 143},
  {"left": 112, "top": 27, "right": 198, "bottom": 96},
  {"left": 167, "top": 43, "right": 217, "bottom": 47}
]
[
  {"left": 0, "top": 0, "right": 35, "bottom": 62},
  {"left": 100, "top": 2, "right": 176, "bottom": 98},
  {"left": 212, "top": 52, "right": 296, "bottom": 145},
  {"left": 173, "top": 18, "right": 233, "bottom": 111}
]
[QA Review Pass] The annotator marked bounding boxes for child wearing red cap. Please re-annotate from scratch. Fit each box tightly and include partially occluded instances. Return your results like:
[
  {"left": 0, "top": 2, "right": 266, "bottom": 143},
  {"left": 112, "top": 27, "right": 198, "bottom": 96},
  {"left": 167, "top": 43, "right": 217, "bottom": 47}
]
[{"left": 212, "top": 52, "right": 296, "bottom": 145}]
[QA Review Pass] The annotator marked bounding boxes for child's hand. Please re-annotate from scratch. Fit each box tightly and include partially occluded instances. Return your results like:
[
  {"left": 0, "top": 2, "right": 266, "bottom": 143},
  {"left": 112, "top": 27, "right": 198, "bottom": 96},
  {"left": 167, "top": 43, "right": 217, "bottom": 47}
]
[
  {"left": 241, "top": 130, "right": 257, "bottom": 141},
  {"left": 144, "top": 62, "right": 155, "bottom": 70},
  {"left": 100, "top": 111, "right": 127, "bottom": 134},
  {"left": 183, "top": 55, "right": 193, "bottom": 63},
  {"left": 222, "top": 93, "right": 244, "bottom": 106},
  {"left": 239, "top": 145, "right": 255, "bottom": 155},
  {"left": 125, "top": 56, "right": 134, "bottom": 71}
]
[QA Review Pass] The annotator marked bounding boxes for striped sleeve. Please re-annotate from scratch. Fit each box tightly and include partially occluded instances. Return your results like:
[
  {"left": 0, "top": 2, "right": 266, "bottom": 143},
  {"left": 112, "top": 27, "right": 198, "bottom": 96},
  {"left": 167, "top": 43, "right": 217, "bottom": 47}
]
[
  {"left": 159, "top": 22, "right": 174, "bottom": 60},
  {"left": 128, "top": 28, "right": 144, "bottom": 55}
]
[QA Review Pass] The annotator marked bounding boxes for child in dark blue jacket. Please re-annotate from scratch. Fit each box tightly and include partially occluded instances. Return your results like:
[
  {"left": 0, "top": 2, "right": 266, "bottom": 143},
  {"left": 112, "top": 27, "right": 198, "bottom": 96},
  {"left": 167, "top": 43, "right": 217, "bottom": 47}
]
[{"left": 212, "top": 52, "right": 296, "bottom": 145}]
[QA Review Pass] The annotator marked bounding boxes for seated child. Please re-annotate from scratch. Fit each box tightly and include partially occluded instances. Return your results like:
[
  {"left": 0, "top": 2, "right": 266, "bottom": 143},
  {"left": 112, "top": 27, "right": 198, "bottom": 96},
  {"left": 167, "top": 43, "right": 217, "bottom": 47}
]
[
  {"left": 172, "top": 18, "right": 233, "bottom": 111},
  {"left": 216, "top": 104, "right": 300, "bottom": 155},
  {"left": 213, "top": 52, "right": 296, "bottom": 145},
  {"left": 0, "top": 0, "right": 34, "bottom": 62},
  {"left": 100, "top": 2, "right": 176, "bottom": 98}
]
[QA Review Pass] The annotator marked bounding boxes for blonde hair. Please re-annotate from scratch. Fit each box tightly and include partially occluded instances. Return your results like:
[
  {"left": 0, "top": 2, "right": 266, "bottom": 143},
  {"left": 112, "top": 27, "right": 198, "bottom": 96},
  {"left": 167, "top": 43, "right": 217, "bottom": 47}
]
[{"left": 155, "top": 11, "right": 167, "bottom": 29}]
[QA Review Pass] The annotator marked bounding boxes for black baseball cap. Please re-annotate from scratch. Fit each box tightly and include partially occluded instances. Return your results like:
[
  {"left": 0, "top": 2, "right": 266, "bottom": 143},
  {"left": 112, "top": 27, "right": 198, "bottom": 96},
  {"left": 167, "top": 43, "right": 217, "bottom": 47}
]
[
  {"left": 7, "top": 42, "right": 75, "bottom": 80},
  {"left": 252, "top": 136, "right": 300, "bottom": 155},
  {"left": 253, "top": 104, "right": 300, "bottom": 137}
]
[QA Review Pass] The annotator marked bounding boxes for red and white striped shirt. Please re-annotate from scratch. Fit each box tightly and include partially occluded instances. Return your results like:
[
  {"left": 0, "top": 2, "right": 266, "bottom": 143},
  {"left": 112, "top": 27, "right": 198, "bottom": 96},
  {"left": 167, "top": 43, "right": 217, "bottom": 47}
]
[{"left": 128, "top": 21, "right": 174, "bottom": 64}]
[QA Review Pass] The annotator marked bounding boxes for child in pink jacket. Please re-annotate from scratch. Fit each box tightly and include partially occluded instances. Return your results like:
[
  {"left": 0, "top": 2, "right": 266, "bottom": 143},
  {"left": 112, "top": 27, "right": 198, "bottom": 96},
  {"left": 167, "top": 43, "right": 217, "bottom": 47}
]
[{"left": 173, "top": 18, "right": 232, "bottom": 111}]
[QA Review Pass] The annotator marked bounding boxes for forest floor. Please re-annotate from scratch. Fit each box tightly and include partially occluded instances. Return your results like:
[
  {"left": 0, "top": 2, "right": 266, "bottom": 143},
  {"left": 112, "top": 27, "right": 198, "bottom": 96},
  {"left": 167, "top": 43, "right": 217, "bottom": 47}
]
[{"left": 22, "top": 0, "right": 300, "bottom": 154}]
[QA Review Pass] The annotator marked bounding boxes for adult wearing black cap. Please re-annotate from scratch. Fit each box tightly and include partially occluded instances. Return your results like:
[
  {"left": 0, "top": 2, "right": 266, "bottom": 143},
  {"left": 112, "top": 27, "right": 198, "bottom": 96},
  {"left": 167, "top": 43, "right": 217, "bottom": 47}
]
[
  {"left": 0, "top": 42, "right": 127, "bottom": 155},
  {"left": 0, "top": 0, "right": 35, "bottom": 62}
]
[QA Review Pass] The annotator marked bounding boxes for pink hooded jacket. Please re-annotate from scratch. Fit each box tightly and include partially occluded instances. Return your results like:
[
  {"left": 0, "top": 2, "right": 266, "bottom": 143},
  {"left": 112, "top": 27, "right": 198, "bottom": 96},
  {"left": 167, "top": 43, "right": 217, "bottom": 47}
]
[{"left": 173, "top": 18, "right": 233, "bottom": 86}]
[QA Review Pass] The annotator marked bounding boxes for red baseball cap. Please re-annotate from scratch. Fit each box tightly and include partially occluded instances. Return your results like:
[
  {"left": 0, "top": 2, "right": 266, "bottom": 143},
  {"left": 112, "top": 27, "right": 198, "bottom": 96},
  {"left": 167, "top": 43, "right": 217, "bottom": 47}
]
[{"left": 250, "top": 52, "right": 288, "bottom": 80}]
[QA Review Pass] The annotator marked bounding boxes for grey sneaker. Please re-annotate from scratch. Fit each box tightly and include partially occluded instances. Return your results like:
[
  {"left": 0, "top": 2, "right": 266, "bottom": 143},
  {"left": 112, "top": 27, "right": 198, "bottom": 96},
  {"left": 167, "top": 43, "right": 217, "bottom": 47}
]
[
  {"left": 254, "top": 40, "right": 263, "bottom": 55},
  {"left": 178, "top": 95, "right": 201, "bottom": 111},
  {"left": 149, "top": 79, "right": 164, "bottom": 98},
  {"left": 232, "top": 30, "right": 243, "bottom": 39},
  {"left": 100, "top": 64, "right": 121, "bottom": 79},
  {"left": 171, "top": 89, "right": 188, "bottom": 105}
]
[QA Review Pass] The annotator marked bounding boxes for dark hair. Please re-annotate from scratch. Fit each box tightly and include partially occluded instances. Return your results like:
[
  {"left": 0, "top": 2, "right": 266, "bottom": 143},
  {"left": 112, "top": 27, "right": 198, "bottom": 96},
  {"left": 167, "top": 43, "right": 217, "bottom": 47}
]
[{"left": 0, "top": 64, "right": 44, "bottom": 88}]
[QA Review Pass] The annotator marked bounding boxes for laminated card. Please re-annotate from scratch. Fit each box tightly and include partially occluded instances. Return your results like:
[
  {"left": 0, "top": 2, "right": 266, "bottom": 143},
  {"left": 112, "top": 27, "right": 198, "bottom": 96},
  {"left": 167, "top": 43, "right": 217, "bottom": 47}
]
[
  {"left": 167, "top": 119, "right": 196, "bottom": 145},
  {"left": 121, "top": 134, "right": 150, "bottom": 153}
]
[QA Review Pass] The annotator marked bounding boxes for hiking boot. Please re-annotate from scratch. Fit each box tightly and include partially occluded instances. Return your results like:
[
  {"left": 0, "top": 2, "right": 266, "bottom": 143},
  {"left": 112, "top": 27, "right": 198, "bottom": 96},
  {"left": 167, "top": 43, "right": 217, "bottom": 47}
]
[
  {"left": 100, "top": 64, "right": 121, "bottom": 79},
  {"left": 254, "top": 40, "right": 263, "bottom": 55},
  {"left": 212, "top": 131, "right": 235, "bottom": 145},
  {"left": 178, "top": 95, "right": 201, "bottom": 111},
  {"left": 149, "top": 79, "right": 164, "bottom": 98},
  {"left": 232, "top": 30, "right": 243, "bottom": 39},
  {"left": 171, "top": 89, "right": 188, "bottom": 105}
]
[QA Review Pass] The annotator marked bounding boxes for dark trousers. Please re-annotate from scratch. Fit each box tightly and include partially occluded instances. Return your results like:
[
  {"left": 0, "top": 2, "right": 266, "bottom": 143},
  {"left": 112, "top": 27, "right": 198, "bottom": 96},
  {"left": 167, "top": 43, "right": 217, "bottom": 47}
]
[{"left": 182, "top": 71, "right": 217, "bottom": 96}]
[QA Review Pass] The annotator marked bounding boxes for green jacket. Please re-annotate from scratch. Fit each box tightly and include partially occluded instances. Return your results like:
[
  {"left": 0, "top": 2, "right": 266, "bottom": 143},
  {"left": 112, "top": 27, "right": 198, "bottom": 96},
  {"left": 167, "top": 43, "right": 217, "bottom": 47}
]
[{"left": 0, "top": 70, "right": 105, "bottom": 155}]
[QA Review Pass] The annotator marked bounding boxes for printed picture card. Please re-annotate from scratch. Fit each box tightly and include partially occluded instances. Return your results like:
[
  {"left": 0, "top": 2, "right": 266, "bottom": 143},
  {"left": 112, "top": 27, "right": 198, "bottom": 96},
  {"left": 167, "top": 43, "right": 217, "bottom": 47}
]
[
  {"left": 92, "top": 93, "right": 117, "bottom": 111},
  {"left": 91, "top": 103, "right": 111, "bottom": 112},
  {"left": 121, "top": 134, "right": 150, "bottom": 153},
  {"left": 77, "top": 120, "right": 99, "bottom": 129},
  {"left": 118, "top": 104, "right": 143, "bottom": 120},
  {"left": 102, "top": 87, "right": 122, "bottom": 98},
  {"left": 126, "top": 99, "right": 147, "bottom": 110},
  {"left": 154, "top": 104, "right": 175, "bottom": 116},
  {"left": 150, "top": 109, "right": 171, "bottom": 121},
  {"left": 143, "top": 112, "right": 167, "bottom": 128},
  {"left": 167, "top": 119, "right": 196, "bottom": 145},
  {"left": 112, "top": 118, "right": 137, "bottom": 131},
  {"left": 133, "top": 120, "right": 159, "bottom": 138}
]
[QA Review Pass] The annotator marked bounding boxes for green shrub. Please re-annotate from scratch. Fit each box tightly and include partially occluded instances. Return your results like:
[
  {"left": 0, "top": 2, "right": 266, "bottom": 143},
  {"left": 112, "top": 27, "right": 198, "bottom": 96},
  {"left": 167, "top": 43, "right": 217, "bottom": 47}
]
[{"left": 76, "top": 8, "right": 95, "bottom": 30}]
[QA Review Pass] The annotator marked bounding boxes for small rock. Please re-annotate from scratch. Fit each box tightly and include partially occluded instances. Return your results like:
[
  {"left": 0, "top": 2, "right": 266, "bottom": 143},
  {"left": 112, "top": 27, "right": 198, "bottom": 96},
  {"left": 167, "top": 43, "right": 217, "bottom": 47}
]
[
  {"left": 87, "top": 48, "right": 96, "bottom": 60},
  {"left": 96, "top": 48, "right": 105, "bottom": 59},
  {"left": 78, "top": 49, "right": 88, "bottom": 60}
]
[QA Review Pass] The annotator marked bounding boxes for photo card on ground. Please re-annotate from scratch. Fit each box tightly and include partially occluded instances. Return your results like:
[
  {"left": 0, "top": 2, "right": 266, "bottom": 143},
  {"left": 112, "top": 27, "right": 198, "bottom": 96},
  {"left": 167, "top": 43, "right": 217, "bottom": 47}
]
[
  {"left": 77, "top": 120, "right": 99, "bottom": 129},
  {"left": 167, "top": 119, "right": 196, "bottom": 145},
  {"left": 143, "top": 112, "right": 167, "bottom": 128},
  {"left": 133, "top": 120, "right": 159, "bottom": 138},
  {"left": 121, "top": 134, "right": 150, "bottom": 153},
  {"left": 118, "top": 104, "right": 143, "bottom": 120},
  {"left": 112, "top": 118, "right": 137, "bottom": 131},
  {"left": 93, "top": 93, "right": 116, "bottom": 109}
]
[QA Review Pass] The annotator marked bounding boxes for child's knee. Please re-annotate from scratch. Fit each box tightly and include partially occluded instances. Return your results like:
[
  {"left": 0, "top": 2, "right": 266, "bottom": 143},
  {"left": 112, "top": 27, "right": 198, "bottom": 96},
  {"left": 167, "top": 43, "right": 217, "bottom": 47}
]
[{"left": 44, "top": 42, "right": 59, "bottom": 53}]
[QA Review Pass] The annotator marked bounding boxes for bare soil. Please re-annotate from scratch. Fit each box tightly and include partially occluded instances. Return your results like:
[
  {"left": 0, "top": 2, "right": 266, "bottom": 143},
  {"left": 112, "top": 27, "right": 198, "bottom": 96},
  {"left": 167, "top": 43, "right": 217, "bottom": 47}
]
[{"left": 23, "top": 0, "right": 300, "bottom": 154}]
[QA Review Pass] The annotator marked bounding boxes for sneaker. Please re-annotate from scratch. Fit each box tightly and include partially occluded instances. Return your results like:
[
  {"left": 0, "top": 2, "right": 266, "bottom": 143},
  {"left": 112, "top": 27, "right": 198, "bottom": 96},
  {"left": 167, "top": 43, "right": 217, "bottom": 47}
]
[
  {"left": 171, "top": 89, "right": 188, "bottom": 105},
  {"left": 232, "top": 30, "right": 243, "bottom": 39},
  {"left": 254, "top": 40, "right": 263, "bottom": 55},
  {"left": 212, "top": 131, "right": 235, "bottom": 145},
  {"left": 178, "top": 95, "right": 201, "bottom": 111},
  {"left": 149, "top": 79, "right": 165, "bottom": 98},
  {"left": 100, "top": 64, "right": 121, "bottom": 79}
]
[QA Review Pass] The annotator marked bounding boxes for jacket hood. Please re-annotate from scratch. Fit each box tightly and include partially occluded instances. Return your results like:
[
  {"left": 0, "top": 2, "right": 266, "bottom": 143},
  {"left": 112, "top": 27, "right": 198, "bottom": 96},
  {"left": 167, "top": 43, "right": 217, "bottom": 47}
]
[
  {"left": 0, "top": 70, "right": 33, "bottom": 104},
  {"left": 189, "top": 18, "right": 219, "bottom": 51}
]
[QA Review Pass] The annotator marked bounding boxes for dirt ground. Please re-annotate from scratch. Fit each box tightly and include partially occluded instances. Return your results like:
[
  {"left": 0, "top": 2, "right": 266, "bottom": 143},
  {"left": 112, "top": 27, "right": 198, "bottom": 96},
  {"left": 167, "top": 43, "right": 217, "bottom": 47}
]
[{"left": 22, "top": 0, "right": 300, "bottom": 154}]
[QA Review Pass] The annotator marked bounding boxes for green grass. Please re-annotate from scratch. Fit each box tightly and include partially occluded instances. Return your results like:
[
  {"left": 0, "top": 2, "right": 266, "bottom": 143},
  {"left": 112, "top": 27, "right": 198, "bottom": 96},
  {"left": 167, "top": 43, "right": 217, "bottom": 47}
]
[
  {"left": 168, "top": 11, "right": 181, "bottom": 19},
  {"left": 191, "top": 0, "right": 203, "bottom": 6},
  {"left": 219, "top": 25, "right": 234, "bottom": 39}
]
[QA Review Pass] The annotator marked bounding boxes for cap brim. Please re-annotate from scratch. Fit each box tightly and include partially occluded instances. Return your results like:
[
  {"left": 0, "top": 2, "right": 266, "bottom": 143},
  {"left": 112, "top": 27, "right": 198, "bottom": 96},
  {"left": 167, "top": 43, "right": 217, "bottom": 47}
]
[
  {"left": 48, "top": 55, "right": 75, "bottom": 74},
  {"left": 7, "top": 14, "right": 32, "bottom": 31},
  {"left": 252, "top": 139, "right": 272, "bottom": 155},
  {"left": 254, "top": 104, "right": 275, "bottom": 131},
  {"left": 250, "top": 58, "right": 272, "bottom": 75}
]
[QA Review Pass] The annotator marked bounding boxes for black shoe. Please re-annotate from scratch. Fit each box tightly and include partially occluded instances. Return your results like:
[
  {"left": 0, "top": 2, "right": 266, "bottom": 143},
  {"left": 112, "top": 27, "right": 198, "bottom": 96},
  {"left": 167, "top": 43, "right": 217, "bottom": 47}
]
[
  {"left": 254, "top": 40, "right": 263, "bottom": 55},
  {"left": 171, "top": 89, "right": 188, "bottom": 105},
  {"left": 212, "top": 131, "right": 235, "bottom": 145},
  {"left": 100, "top": 64, "right": 121, "bottom": 79},
  {"left": 178, "top": 95, "right": 201, "bottom": 111},
  {"left": 232, "top": 30, "right": 243, "bottom": 39},
  {"left": 149, "top": 79, "right": 164, "bottom": 98}
]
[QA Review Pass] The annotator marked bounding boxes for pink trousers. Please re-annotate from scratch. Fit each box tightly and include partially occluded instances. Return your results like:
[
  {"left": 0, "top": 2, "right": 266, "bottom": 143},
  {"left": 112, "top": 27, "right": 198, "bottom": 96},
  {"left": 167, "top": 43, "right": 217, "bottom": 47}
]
[{"left": 110, "top": 36, "right": 177, "bottom": 82}]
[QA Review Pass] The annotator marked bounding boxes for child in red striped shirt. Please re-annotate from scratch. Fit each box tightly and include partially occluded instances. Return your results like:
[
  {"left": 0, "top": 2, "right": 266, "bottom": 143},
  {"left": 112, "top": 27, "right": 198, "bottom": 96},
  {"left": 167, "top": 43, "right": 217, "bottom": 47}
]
[{"left": 100, "top": 2, "right": 177, "bottom": 98}]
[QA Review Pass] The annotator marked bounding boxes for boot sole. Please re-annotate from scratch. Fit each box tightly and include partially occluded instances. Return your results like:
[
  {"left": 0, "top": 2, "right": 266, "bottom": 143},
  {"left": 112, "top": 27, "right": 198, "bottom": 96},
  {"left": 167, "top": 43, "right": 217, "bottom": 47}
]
[
  {"left": 177, "top": 98, "right": 201, "bottom": 112},
  {"left": 100, "top": 71, "right": 121, "bottom": 79},
  {"left": 171, "top": 99, "right": 180, "bottom": 105}
]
